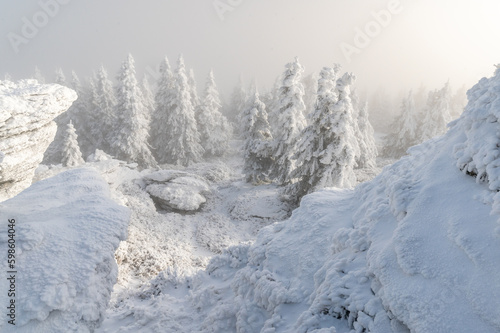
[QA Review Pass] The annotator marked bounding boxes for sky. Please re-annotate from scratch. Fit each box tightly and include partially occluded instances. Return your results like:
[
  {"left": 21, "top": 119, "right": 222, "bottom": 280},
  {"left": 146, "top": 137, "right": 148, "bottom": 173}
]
[{"left": 1, "top": 0, "right": 499, "bottom": 99}]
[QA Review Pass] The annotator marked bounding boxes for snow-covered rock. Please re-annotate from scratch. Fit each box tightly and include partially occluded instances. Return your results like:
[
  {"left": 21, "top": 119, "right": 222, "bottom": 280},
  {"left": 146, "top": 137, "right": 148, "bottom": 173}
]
[
  {"left": 0, "top": 168, "right": 130, "bottom": 332},
  {"left": 144, "top": 170, "right": 211, "bottom": 211},
  {"left": 0, "top": 80, "right": 77, "bottom": 201}
]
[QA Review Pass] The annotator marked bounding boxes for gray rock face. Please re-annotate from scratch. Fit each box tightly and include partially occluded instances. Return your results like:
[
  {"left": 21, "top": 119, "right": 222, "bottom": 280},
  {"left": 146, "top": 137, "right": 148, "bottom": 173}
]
[{"left": 0, "top": 80, "right": 77, "bottom": 201}]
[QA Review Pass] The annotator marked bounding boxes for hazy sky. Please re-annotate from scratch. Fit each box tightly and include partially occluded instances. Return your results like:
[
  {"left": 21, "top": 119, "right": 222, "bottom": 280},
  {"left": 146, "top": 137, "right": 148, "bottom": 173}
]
[{"left": 1, "top": 0, "right": 499, "bottom": 98}]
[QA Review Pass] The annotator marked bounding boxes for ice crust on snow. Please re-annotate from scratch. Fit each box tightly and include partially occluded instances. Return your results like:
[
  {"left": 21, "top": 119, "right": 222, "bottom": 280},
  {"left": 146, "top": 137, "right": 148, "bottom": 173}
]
[
  {"left": 99, "top": 69, "right": 500, "bottom": 332},
  {"left": 0, "top": 168, "right": 129, "bottom": 332},
  {"left": 0, "top": 80, "right": 77, "bottom": 200}
]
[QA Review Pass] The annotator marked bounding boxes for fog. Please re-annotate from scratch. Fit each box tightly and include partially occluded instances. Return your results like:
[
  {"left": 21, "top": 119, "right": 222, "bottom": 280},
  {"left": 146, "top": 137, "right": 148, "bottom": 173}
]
[{"left": 1, "top": 0, "right": 499, "bottom": 97}]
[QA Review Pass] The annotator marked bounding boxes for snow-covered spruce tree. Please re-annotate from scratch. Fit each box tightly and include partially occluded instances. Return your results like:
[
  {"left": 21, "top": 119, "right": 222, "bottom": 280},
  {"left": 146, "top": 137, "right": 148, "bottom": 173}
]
[
  {"left": 54, "top": 68, "right": 66, "bottom": 85},
  {"left": 33, "top": 66, "right": 45, "bottom": 83},
  {"left": 420, "top": 82, "right": 452, "bottom": 141},
  {"left": 356, "top": 101, "right": 378, "bottom": 168},
  {"left": 164, "top": 55, "right": 204, "bottom": 166},
  {"left": 285, "top": 66, "right": 357, "bottom": 202},
  {"left": 302, "top": 72, "right": 318, "bottom": 118},
  {"left": 43, "top": 71, "right": 89, "bottom": 164},
  {"left": 230, "top": 75, "right": 248, "bottom": 133},
  {"left": 150, "top": 56, "right": 175, "bottom": 164},
  {"left": 243, "top": 90, "right": 274, "bottom": 184},
  {"left": 384, "top": 90, "right": 419, "bottom": 158},
  {"left": 264, "top": 75, "right": 281, "bottom": 138},
  {"left": 92, "top": 66, "right": 117, "bottom": 154},
  {"left": 450, "top": 84, "right": 467, "bottom": 119},
  {"left": 188, "top": 69, "right": 200, "bottom": 109},
  {"left": 111, "top": 54, "right": 157, "bottom": 168},
  {"left": 61, "top": 121, "right": 85, "bottom": 167},
  {"left": 269, "top": 57, "right": 307, "bottom": 185},
  {"left": 196, "top": 70, "right": 230, "bottom": 158},
  {"left": 142, "top": 75, "right": 155, "bottom": 126}
]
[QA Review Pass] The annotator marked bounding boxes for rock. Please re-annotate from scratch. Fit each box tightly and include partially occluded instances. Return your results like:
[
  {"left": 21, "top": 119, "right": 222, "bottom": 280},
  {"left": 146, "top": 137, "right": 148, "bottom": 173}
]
[
  {"left": 0, "top": 168, "right": 130, "bottom": 332},
  {"left": 0, "top": 80, "right": 77, "bottom": 201},
  {"left": 144, "top": 170, "right": 211, "bottom": 212}
]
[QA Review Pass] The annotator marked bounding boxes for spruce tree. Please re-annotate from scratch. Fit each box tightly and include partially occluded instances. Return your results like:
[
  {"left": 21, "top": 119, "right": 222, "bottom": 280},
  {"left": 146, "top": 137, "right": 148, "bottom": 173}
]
[
  {"left": 285, "top": 65, "right": 357, "bottom": 202},
  {"left": 164, "top": 55, "right": 204, "bottom": 166},
  {"left": 54, "top": 68, "right": 66, "bottom": 85},
  {"left": 243, "top": 90, "right": 273, "bottom": 184},
  {"left": 196, "top": 70, "right": 230, "bottom": 158},
  {"left": 231, "top": 76, "right": 248, "bottom": 133},
  {"left": 93, "top": 66, "right": 117, "bottom": 154},
  {"left": 33, "top": 66, "right": 45, "bottom": 83},
  {"left": 356, "top": 101, "right": 378, "bottom": 168},
  {"left": 384, "top": 91, "right": 419, "bottom": 158},
  {"left": 61, "top": 121, "right": 85, "bottom": 167},
  {"left": 420, "top": 82, "right": 452, "bottom": 141},
  {"left": 111, "top": 54, "right": 157, "bottom": 168},
  {"left": 142, "top": 75, "right": 155, "bottom": 126},
  {"left": 150, "top": 56, "right": 175, "bottom": 164},
  {"left": 269, "top": 57, "right": 307, "bottom": 185},
  {"left": 188, "top": 69, "right": 200, "bottom": 109}
]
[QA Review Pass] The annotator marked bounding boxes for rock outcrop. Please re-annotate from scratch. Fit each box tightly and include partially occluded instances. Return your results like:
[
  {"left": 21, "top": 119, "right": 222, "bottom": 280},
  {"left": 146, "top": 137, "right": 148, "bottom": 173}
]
[
  {"left": 0, "top": 80, "right": 77, "bottom": 201},
  {"left": 0, "top": 168, "right": 130, "bottom": 332}
]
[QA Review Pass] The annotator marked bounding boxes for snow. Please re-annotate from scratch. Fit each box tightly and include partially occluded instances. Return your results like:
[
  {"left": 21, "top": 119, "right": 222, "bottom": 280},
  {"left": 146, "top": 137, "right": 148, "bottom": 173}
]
[
  {"left": 5, "top": 70, "right": 500, "bottom": 332},
  {"left": 98, "top": 69, "right": 500, "bottom": 332},
  {"left": 0, "top": 168, "right": 129, "bottom": 332}
]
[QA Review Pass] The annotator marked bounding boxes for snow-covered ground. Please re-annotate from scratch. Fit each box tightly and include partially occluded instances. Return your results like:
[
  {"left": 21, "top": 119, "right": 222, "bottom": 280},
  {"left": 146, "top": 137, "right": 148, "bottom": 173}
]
[{"left": 97, "top": 70, "right": 500, "bottom": 332}]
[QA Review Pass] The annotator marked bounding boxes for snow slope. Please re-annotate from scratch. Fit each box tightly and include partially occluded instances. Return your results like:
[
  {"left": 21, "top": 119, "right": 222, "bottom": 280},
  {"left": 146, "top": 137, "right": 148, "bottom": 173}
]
[
  {"left": 0, "top": 168, "right": 129, "bottom": 332},
  {"left": 97, "top": 69, "right": 500, "bottom": 332}
]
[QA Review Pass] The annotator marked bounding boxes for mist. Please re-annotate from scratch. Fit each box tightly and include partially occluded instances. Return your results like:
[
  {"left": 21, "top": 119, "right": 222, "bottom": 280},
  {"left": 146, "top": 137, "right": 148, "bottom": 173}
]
[{"left": 1, "top": 0, "right": 499, "bottom": 98}]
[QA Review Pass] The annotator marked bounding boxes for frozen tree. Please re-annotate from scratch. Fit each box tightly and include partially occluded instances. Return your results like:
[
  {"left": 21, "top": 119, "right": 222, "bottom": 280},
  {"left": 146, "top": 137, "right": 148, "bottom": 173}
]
[
  {"left": 4, "top": 73, "right": 12, "bottom": 81},
  {"left": 383, "top": 91, "right": 419, "bottom": 158},
  {"left": 92, "top": 66, "right": 117, "bottom": 153},
  {"left": 196, "top": 70, "right": 230, "bottom": 158},
  {"left": 164, "top": 55, "right": 204, "bottom": 166},
  {"left": 302, "top": 72, "right": 318, "bottom": 118},
  {"left": 450, "top": 84, "right": 467, "bottom": 119},
  {"left": 188, "top": 69, "right": 200, "bottom": 109},
  {"left": 269, "top": 57, "right": 307, "bottom": 185},
  {"left": 229, "top": 76, "right": 248, "bottom": 132},
  {"left": 61, "top": 121, "right": 85, "bottom": 167},
  {"left": 243, "top": 90, "right": 273, "bottom": 184},
  {"left": 43, "top": 71, "right": 91, "bottom": 164},
  {"left": 420, "top": 82, "right": 452, "bottom": 141},
  {"left": 33, "top": 66, "right": 45, "bottom": 83},
  {"left": 356, "top": 102, "right": 378, "bottom": 168},
  {"left": 111, "top": 54, "right": 157, "bottom": 168},
  {"left": 54, "top": 68, "right": 66, "bottom": 85},
  {"left": 142, "top": 75, "right": 155, "bottom": 125},
  {"left": 285, "top": 67, "right": 357, "bottom": 202},
  {"left": 150, "top": 56, "right": 175, "bottom": 164},
  {"left": 264, "top": 75, "right": 281, "bottom": 138}
]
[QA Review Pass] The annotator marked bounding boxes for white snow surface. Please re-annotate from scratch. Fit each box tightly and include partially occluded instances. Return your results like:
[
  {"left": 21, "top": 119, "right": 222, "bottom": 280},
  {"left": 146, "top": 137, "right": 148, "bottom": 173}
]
[
  {"left": 0, "top": 168, "right": 130, "bottom": 332},
  {"left": 97, "top": 71, "right": 500, "bottom": 332}
]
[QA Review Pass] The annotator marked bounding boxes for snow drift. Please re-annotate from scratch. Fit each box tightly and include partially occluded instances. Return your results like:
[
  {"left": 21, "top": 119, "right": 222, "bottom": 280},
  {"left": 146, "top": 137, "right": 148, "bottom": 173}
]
[
  {"left": 0, "top": 79, "right": 77, "bottom": 200},
  {"left": 0, "top": 168, "right": 129, "bottom": 332},
  {"left": 108, "top": 69, "right": 500, "bottom": 332}
]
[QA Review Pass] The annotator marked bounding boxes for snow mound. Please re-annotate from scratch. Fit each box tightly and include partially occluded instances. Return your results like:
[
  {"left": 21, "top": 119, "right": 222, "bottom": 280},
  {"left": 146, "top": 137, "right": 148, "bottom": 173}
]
[
  {"left": 112, "top": 69, "right": 500, "bottom": 332},
  {"left": 0, "top": 168, "right": 129, "bottom": 332},
  {"left": 0, "top": 80, "right": 77, "bottom": 201},
  {"left": 144, "top": 170, "right": 211, "bottom": 211}
]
